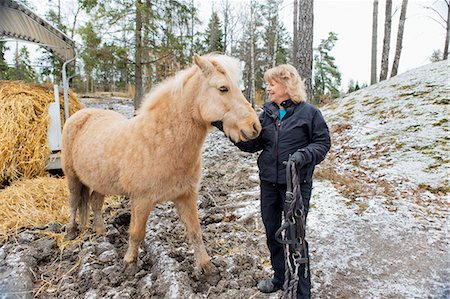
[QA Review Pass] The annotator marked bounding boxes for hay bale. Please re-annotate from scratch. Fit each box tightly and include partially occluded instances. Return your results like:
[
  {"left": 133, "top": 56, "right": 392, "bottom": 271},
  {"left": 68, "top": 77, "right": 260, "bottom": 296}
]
[
  {"left": 0, "top": 176, "right": 123, "bottom": 243},
  {"left": 0, "top": 176, "right": 69, "bottom": 240},
  {"left": 0, "top": 81, "right": 84, "bottom": 187}
]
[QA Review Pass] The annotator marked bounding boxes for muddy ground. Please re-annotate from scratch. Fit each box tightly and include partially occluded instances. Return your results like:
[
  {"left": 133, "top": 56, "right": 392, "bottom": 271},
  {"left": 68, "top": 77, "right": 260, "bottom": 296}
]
[{"left": 0, "top": 96, "right": 447, "bottom": 299}]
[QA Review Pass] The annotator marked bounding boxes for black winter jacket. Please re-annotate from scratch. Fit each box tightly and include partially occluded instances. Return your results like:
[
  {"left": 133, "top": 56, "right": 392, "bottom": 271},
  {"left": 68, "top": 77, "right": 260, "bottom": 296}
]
[{"left": 236, "top": 100, "right": 331, "bottom": 184}]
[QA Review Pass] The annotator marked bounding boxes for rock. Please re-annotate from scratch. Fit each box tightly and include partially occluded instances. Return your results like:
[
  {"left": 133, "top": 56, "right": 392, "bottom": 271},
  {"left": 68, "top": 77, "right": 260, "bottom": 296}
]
[
  {"left": 32, "top": 238, "right": 56, "bottom": 262},
  {"left": 18, "top": 232, "right": 35, "bottom": 243},
  {"left": 0, "top": 251, "right": 36, "bottom": 299},
  {"left": 98, "top": 250, "right": 118, "bottom": 263},
  {"left": 95, "top": 242, "right": 115, "bottom": 255},
  {"left": 84, "top": 289, "right": 97, "bottom": 299}
]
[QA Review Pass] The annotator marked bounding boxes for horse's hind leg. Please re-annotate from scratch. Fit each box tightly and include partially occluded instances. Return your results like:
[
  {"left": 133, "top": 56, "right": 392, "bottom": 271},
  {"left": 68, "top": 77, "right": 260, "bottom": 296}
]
[
  {"left": 65, "top": 176, "right": 83, "bottom": 240},
  {"left": 174, "top": 191, "right": 211, "bottom": 270},
  {"left": 90, "top": 191, "right": 106, "bottom": 235},
  {"left": 124, "top": 198, "right": 155, "bottom": 265}
]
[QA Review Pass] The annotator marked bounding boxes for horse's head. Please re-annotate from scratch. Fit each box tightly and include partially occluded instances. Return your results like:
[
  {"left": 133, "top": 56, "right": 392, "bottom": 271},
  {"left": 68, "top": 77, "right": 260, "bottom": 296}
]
[{"left": 192, "top": 54, "right": 261, "bottom": 142}]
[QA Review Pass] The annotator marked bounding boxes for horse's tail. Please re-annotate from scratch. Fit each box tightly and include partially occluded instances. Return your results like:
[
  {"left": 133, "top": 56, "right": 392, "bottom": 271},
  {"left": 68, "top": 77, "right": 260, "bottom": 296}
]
[{"left": 78, "top": 184, "right": 90, "bottom": 229}]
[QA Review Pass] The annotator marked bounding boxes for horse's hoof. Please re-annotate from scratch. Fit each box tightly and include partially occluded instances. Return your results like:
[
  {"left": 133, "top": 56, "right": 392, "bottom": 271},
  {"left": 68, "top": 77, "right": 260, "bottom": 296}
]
[
  {"left": 123, "top": 251, "right": 137, "bottom": 265},
  {"left": 123, "top": 261, "right": 138, "bottom": 276},
  {"left": 95, "top": 224, "right": 106, "bottom": 235},
  {"left": 64, "top": 228, "right": 78, "bottom": 241}
]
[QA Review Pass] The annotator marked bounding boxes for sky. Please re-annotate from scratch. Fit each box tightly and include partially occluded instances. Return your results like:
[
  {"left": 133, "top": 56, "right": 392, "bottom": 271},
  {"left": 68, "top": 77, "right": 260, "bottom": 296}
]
[
  {"left": 198, "top": 0, "right": 448, "bottom": 87},
  {"left": 3, "top": 0, "right": 448, "bottom": 88}
]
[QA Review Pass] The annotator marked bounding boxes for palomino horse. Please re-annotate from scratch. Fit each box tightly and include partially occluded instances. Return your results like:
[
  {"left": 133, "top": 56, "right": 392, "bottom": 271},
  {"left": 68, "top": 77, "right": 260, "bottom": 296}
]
[{"left": 61, "top": 54, "right": 261, "bottom": 270}]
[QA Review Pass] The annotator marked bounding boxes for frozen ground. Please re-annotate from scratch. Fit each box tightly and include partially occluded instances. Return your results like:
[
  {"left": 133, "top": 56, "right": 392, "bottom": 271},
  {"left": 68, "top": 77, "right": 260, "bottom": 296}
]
[{"left": 0, "top": 61, "right": 448, "bottom": 298}]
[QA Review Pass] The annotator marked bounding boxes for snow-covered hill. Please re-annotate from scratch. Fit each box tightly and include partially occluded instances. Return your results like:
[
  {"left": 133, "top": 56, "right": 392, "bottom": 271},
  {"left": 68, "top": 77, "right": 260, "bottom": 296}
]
[{"left": 320, "top": 60, "right": 448, "bottom": 210}]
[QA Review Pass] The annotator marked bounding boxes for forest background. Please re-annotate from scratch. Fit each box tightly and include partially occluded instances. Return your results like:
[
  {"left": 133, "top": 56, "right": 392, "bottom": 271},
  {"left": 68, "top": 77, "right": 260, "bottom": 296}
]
[{"left": 0, "top": 0, "right": 448, "bottom": 108}]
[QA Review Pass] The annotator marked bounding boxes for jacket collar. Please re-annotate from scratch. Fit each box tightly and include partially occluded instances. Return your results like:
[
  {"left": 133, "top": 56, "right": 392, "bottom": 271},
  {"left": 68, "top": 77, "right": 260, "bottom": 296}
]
[
  {"left": 280, "top": 99, "right": 295, "bottom": 108},
  {"left": 263, "top": 99, "right": 297, "bottom": 120}
]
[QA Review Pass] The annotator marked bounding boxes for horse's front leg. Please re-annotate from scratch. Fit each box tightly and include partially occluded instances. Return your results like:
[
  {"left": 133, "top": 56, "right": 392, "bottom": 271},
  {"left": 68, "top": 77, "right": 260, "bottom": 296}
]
[
  {"left": 174, "top": 191, "right": 211, "bottom": 270},
  {"left": 124, "top": 198, "right": 155, "bottom": 265}
]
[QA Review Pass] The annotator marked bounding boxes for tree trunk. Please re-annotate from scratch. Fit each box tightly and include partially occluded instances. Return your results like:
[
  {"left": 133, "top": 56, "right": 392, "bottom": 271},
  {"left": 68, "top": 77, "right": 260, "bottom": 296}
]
[
  {"left": 250, "top": 0, "right": 256, "bottom": 108},
  {"left": 391, "top": 0, "right": 408, "bottom": 77},
  {"left": 370, "top": 0, "right": 378, "bottom": 85},
  {"left": 134, "top": 0, "right": 144, "bottom": 111},
  {"left": 296, "top": 0, "right": 314, "bottom": 102},
  {"left": 444, "top": 0, "right": 450, "bottom": 60},
  {"left": 379, "top": 0, "right": 392, "bottom": 81},
  {"left": 292, "top": 0, "right": 298, "bottom": 67}
]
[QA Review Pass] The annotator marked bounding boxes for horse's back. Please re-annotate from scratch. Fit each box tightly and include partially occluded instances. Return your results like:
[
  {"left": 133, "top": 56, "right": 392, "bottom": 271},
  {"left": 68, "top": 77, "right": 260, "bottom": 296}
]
[{"left": 61, "top": 108, "right": 128, "bottom": 180}]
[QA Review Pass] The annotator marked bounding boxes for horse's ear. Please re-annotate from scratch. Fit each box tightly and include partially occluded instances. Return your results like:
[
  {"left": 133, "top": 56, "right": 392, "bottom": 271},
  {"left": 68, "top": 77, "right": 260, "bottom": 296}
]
[{"left": 194, "top": 54, "right": 214, "bottom": 76}]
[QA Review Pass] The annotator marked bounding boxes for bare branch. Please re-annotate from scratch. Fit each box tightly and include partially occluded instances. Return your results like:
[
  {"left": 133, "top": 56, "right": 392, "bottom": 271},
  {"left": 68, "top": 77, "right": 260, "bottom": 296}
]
[{"left": 424, "top": 5, "right": 447, "bottom": 23}]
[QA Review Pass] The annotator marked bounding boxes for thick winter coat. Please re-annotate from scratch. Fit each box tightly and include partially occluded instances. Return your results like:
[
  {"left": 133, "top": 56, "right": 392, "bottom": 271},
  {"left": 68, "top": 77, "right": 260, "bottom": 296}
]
[{"left": 236, "top": 99, "right": 331, "bottom": 184}]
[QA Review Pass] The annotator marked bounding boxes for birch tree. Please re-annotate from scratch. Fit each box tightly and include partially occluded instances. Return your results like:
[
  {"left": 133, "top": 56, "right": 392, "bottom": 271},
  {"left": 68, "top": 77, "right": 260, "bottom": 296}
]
[
  {"left": 379, "top": 0, "right": 392, "bottom": 81},
  {"left": 391, "top": 0, "right": 408, "bottom": 77}
]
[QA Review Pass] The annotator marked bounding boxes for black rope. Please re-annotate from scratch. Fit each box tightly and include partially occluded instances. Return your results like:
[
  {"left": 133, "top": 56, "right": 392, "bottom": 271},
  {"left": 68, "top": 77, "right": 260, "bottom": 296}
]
[{"left": 275, "top": 159, "right": 308, "bottom": 299}]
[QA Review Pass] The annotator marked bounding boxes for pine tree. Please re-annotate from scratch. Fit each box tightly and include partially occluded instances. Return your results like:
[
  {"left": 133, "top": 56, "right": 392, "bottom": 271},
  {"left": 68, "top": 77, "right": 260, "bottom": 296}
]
[
  {"left": 205, "top": 11, "right": 224, "bottom": 53},
  {"left": 313, "top": 32, "right": 341, "bottom": 102},
  {"left": 0, "top": 41, "right": 11, "bottom": 80},
  {"left": 293, "top": 0, "right": 314, "bottom": 102},
  {"left": 15, "top": 46, "right": 37, "bottom": 82},
  {"left": 79, "top": 21, "right": 101, "bottom": 93},
  {"left": 262, "top": 0, "right": 290, "bottom": 68}
]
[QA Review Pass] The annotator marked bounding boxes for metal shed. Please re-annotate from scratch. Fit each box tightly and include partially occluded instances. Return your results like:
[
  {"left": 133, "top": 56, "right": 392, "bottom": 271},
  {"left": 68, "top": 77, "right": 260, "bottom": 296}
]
[
  {"left": 0, "top": 0, "right": 75, "bottom": 61},
  {"left": 0, "top": 0, "right": 77, "bottom": 170}
]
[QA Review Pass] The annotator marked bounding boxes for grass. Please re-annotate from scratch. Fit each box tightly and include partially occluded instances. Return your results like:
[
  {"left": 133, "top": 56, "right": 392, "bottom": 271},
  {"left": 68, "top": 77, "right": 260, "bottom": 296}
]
[
  {"left": 417, "top": 183, "right": 450, "bottom": 195},
  {"left": 432, "top": 118, "right": 448, "bottom": 126}
]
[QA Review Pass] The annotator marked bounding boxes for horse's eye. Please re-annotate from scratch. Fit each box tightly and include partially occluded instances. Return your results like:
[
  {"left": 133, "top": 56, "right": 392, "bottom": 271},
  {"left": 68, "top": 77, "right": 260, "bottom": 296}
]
[{"left": 219, "top": 86, "right": 229, "bottom": 93}]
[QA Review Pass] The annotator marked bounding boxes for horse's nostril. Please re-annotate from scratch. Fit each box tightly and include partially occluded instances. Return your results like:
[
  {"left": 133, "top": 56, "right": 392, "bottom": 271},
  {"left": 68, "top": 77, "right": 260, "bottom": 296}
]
[{"left": 252, "top": 122, "right": 260, "bottom": 135}]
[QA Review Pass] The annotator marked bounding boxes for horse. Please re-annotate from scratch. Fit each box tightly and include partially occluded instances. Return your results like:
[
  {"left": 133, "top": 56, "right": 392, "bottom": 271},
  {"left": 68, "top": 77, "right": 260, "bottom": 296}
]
[{"left": 61, "top": 53, "right": 261, "bottom": 270}]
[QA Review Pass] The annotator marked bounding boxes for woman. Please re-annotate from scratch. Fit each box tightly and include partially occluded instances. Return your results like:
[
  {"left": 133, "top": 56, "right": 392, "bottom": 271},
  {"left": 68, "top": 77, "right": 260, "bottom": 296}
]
[{"left": 215, "top": 64, "right": 330, "bottom": 298}]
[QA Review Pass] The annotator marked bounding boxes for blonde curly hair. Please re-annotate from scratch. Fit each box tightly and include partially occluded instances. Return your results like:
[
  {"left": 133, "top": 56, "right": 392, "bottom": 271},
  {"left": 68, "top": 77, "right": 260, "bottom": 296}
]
[{"left": 264, "top": 64, "right": 307, "bottom": 103}]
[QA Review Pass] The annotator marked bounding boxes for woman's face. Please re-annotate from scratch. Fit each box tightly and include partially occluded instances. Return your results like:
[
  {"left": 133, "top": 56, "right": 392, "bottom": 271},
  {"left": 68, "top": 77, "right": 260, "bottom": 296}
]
[{"left": 266, "top": 79, "right": 289, "bottom": 105}]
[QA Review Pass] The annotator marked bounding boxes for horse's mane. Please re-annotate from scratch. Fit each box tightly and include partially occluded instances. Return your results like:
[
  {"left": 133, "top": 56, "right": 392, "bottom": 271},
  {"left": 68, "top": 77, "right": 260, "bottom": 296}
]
[{"left": 137, "top": 54, "right": 242, "bottom": 115}]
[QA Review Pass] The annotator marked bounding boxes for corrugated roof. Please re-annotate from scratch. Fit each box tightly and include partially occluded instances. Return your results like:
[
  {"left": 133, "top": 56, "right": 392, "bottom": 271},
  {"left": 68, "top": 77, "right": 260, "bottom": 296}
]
[{"left": 0, "top": 0, "right": 75, "bottom": 61}]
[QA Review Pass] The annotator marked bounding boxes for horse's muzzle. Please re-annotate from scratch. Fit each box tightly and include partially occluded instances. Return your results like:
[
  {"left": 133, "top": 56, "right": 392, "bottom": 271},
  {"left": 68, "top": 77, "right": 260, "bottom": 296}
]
[{"left": 240, "top": 121, "right": 261, "bottom": 141}]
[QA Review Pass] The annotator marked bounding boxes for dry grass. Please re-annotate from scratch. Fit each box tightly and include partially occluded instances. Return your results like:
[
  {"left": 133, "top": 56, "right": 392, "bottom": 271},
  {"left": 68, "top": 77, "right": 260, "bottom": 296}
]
[
  {"left": 0, "top": 176, "right": 70, "bottom": 241},
  {"left": 0, "top": 81, "right": 84, "bottom": 187},
  {"left": 0, "top": 176, "right": 123, "bottom": 246}
]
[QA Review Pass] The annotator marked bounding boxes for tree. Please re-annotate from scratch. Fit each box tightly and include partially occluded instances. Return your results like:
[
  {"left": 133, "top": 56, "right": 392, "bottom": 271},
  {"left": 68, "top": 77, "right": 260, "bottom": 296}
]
[
  {"left": 293, "top": 0, "right": 314, "bottom": 102},
  {"left": 14, "top": 46, "right": 37, "bottom": 82},
  {"left": 0, "top": 41, "right": 11, "bottom": 80},
  {"left": 234, "top": 0, "right": 264, "bottom": 106},
  {"left": 262, "top": 0, "right": 290, "bottom": 68},
  {"left": 391, "top": 0, "right": 408, "bottom": 77},
  {"left": 370, "top": 0, "right": 378, "bottom": 85},
  {"left": 445, "top": 0, "right": 450, "bottom": 59},
  {"left": 134, "top": 0, "right": 144, "bottom": 110},
  {"left": 425, "top": 0, "right": 450, "bottom": 60},
  {"left": 79, "top": 21, "right": 101, "bottom": 93},
  {"left": 205, "top": 11, "right": 224, "bottom": 53},
  {"left": 379, "top": 0, "right": 392, "bottom": 81},
  {"left": 430, "top": 49, "right": 443, "bottom": 61},
  {"left": 313, "top": 32, "right": 341, "bottom": 102}
]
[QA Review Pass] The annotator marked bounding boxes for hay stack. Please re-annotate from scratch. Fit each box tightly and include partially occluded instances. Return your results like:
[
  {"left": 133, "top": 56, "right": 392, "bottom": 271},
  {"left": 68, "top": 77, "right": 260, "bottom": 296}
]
[
  {"left": 0, "top": 176, "right": 124, "bottom": 243},
  {"left": 0, "top": 81, "right": 84, "bottom": 187},
  {"left": 0, "top": 176, "right": 69, "bottom": 240}
]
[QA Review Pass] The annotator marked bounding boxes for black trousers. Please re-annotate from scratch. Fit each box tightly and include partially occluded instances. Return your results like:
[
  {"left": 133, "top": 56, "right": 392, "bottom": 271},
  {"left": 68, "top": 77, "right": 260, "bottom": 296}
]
[{"left": 260, "top": 180, "right": 312, "bottom": 299}]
